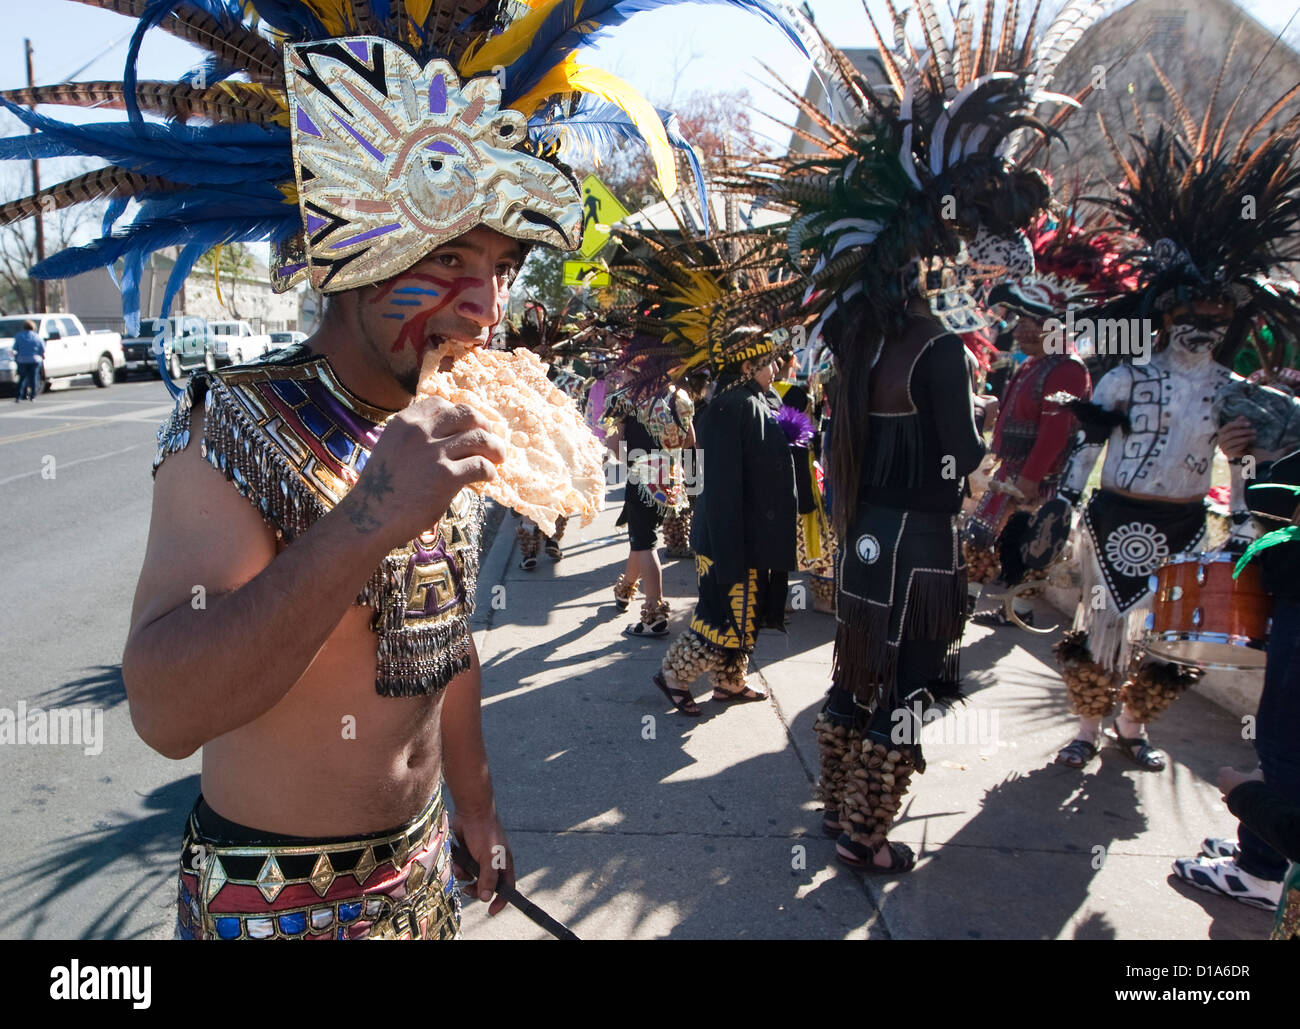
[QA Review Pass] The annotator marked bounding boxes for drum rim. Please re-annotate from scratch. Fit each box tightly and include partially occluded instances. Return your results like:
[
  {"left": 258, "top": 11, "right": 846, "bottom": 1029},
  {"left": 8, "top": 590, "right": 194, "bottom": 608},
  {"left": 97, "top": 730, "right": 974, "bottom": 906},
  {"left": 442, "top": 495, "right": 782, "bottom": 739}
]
[
  {"left": 1161, "top": 551, "right": 1241, "bottom": 567},
  {"left": 1144, "top": 630, "right": 1269, "bottom": 671}
]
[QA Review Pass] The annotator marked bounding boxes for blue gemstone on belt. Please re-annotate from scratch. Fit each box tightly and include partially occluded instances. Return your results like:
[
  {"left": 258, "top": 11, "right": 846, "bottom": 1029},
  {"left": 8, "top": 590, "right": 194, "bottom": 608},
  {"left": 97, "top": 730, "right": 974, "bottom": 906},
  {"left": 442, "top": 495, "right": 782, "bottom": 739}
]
[
  {"left": 278, "top": 911, "right": 307, "bottom": 935},
  {"left": 214, "top": 917, "right": 242, "bottom": 940},
  {"left": 339, "top": 902, "right": 362, "bottom": 923}
]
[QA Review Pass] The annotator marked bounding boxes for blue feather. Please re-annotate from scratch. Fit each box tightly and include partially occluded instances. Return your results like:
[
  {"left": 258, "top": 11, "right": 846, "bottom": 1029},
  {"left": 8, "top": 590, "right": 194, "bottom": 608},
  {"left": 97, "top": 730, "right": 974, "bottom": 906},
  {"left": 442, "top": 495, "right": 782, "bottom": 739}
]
[
  {"left": 124, "top": 2, "right": 246, "bottom": 125},
  {"left": 244, "top": 0, "right": 329, "bottom": 40},
  {"left": 160, "top": 241, "right": 206, "bottom": 319},
  {"left": 120, "top": 251, "right": 147, "bottom": 337},
  {"left": 662, "top": 110, "right": 709, "bottom": 229},
  {"left": 0, "top": 101, "right": 291, "bottom": 186},
  {"left": 34, "top": 208, "right": 297, "bottom": 345},
  {"left": 101, "top": 196, "right": 131, "bottom": 290},
  {"left": 32, "top": 209, "right": 296, "bottom": 281},
  {"left": 529, "top": 96, "right": 652, "bottom": 159},
  {"left": 501, "top": 1, "right": 809, "bottom": 101}
]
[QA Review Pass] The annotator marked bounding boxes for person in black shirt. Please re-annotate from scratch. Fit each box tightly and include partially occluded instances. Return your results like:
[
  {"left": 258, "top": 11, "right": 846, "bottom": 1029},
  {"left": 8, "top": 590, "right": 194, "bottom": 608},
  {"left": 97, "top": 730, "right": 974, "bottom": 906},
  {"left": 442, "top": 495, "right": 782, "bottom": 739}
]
[
  {"left": 816, "top": 294, "right": 992, "bottom": 871},
  {"left": 1174, "top": 449, "right": 1300, "bottom": 914},
  {"left": 654, "top": 330, "right": 798, "bottom": 715}
]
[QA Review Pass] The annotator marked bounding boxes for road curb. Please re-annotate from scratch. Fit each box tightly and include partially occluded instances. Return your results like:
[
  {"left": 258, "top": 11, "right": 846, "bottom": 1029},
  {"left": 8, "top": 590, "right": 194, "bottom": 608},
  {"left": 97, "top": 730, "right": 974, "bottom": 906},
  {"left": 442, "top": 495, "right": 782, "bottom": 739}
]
[{"left": 473, "top": 500, "right": 514, "bottom": 634}]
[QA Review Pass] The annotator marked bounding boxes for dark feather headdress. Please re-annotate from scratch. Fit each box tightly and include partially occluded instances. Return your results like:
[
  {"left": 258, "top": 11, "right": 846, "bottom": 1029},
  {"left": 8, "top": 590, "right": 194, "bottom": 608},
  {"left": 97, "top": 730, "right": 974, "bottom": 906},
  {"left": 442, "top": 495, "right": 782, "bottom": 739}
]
[
  {"left": 607, "top": 215, "right": 799, "bottom": 401},
  {"left": 722, "top": 0, "right": 1102, "bottom": 531},
  {"left": 1088, "top": 49, "right": 1300, "bottom": 362},
  {"left": 723, "top": 0, "right": 1102, "bottom": 347}
]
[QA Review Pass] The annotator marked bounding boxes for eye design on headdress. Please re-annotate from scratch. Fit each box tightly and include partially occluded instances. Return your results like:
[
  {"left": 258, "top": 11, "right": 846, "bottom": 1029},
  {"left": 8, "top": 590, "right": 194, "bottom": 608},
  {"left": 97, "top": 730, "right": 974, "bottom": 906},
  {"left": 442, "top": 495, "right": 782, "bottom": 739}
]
[{"left": 281, "top": 39, "right": 582, "bottom": 292}]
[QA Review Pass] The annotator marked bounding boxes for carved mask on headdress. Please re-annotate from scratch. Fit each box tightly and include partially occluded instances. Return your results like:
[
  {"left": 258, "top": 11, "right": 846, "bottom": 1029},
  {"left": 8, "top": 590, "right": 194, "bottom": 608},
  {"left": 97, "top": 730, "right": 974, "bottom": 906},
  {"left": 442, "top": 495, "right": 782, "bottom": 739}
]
[{"left": 276, "top": 38, "right": 582, "bottom": 293}]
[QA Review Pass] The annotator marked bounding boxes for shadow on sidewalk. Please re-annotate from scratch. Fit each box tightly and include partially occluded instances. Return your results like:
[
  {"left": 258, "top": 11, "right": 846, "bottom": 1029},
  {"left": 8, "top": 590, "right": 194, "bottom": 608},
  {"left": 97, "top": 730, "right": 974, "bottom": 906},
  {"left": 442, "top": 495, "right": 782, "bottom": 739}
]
[
  {"left": 37, "top": 663, "right": 128, "bottom": 711},
  {"left": 882, "top": 758, "right": 1146, "bottom": 939},
  {"left": 0, "top": 773, "right": 198, "bottom": 939}
]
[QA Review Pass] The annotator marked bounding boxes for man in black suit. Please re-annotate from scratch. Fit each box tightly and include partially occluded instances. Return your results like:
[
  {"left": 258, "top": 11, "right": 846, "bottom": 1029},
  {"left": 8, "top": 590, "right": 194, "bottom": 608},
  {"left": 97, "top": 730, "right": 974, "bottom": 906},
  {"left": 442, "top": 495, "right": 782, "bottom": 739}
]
[{"left": 653, "top": 330, "right": 798, "bottom": 715}]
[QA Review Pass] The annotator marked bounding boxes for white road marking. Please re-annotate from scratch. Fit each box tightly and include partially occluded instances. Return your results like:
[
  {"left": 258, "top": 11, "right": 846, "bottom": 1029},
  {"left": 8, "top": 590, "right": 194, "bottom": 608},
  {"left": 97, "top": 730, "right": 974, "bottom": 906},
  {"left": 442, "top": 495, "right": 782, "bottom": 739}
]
[
  {"left": 0, "top": 405, "right": 173, "bottom": 444},
  {"left": 0, "top": 442, "right": 144, "bottom": 485}
]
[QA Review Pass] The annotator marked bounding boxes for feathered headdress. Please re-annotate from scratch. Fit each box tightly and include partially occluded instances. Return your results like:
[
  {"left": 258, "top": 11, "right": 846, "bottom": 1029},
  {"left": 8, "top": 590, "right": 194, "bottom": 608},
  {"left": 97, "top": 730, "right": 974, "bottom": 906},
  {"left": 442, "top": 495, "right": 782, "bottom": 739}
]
[
  {"left": 607, "top": 213, "right": 797, "bottom": 400},
  {"left": 724, "top": 0, "right": 1103, "bottom": 350},
  {"left": 988, "top": 204, "right": 1136, "bottom": 319},
  {"left": 723, "top": 0, "right": 1101, "bottom": 531},
  {"left": 0, "top": 0, "right": 806, "bottom": 333},
  {"left": 1088, "top": 48, "right": 1300, "bottom": 361}
]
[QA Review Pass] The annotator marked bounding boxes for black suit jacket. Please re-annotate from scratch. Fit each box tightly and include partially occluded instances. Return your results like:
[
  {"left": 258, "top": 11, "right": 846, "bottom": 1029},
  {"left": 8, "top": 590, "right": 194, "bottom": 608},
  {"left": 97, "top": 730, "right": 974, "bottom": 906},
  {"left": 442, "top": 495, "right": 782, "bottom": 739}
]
[{"left": 691, "top": 378, "right": 798, "bottom": 584}]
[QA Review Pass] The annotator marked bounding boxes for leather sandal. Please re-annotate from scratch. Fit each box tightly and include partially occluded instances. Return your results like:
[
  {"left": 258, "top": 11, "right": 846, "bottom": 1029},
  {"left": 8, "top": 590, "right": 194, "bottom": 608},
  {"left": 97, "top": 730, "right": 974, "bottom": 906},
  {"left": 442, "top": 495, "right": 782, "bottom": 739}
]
[
  {"left": 652, "top": 671, "right": 701, "bottom": 716},
  {"left": 1055, "top": 737, "right": 1100, "bottom": 768},
  {"left": 1109, "top": 722, "right": 1166, "bottom": 771},
  {"left": 835, "top": 834, "right": 916, "bottom": 874},
  {"left": 822, "top": 811, "right": 843, "bottom": 838},
  {"left": 711, "top": 684, "right": 767, "bottom": 703},
  {"left": 623, "top": 619, "right": 669, "bottom": 638}
]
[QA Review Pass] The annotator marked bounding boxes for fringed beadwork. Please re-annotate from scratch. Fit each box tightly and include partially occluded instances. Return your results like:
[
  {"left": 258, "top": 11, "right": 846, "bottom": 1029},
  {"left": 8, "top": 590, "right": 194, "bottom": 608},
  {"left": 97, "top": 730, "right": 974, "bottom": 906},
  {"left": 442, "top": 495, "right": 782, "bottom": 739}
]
[{"left": 152, "top": 350, "right": 484, "bottom": 698}]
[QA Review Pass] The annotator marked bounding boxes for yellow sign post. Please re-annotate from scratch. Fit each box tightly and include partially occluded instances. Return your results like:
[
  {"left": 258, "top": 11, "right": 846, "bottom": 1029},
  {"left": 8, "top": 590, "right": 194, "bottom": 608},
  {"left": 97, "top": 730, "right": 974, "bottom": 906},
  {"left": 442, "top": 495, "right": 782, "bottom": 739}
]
[
  {"left": 578, "top": 174, "right": 630, "bottom": 260},
  {"left": 562, "top": 260, "right": 610, "bottom": 289}
]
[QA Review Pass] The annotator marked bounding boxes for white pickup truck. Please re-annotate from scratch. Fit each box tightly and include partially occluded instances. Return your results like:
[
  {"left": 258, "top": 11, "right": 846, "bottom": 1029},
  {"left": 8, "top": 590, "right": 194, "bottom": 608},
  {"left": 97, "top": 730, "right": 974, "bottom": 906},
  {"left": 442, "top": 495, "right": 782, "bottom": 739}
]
[
  {"left": 209, "top": 320, "right": 273, "bottom": 368},
  {"left": 0, "top": 312, "right": 124, "bottom": 392}
]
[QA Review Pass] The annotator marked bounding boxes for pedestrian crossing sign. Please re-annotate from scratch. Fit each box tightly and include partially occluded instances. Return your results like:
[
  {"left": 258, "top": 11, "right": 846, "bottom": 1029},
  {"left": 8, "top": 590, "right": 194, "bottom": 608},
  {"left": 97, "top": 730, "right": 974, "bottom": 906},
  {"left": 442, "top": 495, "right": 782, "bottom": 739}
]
[
  {"left": 578, "top": 175, "right": 630, "bottom": 260},
  {"left": 563, "top": 260, "right": 610, "bottom": 289}
]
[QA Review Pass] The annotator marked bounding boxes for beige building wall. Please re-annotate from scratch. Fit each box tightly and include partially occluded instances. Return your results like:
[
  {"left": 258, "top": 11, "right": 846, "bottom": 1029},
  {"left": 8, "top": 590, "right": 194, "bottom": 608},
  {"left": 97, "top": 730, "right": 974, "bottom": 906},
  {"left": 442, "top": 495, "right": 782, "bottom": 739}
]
[
  {"left": 1042, "top": 0, "right": 1300, "bottom": 198},
  {"left": 184, "top": 263, "right": 301, "bottom": 333}
]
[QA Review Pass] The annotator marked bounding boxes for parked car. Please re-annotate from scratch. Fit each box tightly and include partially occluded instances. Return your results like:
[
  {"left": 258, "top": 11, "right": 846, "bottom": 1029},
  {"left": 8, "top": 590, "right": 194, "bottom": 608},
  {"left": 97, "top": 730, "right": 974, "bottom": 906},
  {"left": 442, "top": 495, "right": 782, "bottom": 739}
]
[
  {"left": 268, "top": 330, "right": 308, "bottom": 349},
  {"left": 120, "top": 315, "right": 217, "bottom": 380},
  {"left": 209, "top": 320, "right": 272, "bottom": 367},
  {"left": 0, "top": 313, "right": 123, "bottom": 393}
]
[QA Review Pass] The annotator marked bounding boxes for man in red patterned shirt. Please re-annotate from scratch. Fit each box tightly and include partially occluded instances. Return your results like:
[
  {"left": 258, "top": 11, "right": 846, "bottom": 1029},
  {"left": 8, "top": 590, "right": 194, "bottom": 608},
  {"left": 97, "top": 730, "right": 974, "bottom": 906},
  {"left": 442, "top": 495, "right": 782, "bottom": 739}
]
[{"left": 967, "top": 279, "right": 1091, "bottom": 628}]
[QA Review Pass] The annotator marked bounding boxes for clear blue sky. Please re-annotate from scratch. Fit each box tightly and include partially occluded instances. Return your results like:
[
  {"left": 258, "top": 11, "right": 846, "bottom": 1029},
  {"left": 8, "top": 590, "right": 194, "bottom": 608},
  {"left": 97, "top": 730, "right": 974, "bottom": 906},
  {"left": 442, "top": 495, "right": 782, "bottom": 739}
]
[
  {"left": 3, "top": 1, "right": 1297, "bottom": 139},
  {"left": 3, "top": 0, "right": 1297, "bottom": 219}
]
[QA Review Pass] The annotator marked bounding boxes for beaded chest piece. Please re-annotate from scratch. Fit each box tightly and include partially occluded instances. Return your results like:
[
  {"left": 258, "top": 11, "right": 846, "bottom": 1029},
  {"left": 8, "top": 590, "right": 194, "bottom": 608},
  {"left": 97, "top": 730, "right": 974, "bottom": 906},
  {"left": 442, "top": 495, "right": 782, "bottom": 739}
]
[{"left": 154, "top": 346, "right": 481, "bottom": 697}]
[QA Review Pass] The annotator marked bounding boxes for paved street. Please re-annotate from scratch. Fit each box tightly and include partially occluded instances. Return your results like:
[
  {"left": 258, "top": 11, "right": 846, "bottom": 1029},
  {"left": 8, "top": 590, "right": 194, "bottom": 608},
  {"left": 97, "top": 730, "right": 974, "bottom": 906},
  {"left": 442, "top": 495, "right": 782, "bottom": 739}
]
[
  {"left": 0, "top": 380, "right": 1277, "bottom": 939},
  {"left": 0, "top": 377, "right": 200, "bottom": 939}
]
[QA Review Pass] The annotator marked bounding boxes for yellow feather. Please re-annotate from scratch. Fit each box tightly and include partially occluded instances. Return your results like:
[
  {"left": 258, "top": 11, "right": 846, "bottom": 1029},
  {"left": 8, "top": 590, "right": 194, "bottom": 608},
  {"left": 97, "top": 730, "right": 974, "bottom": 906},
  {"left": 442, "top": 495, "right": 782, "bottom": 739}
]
[
  {"left": 510, "top": 56, "right": 678, "bottom": 196},
  {"left": 211, "top": 243, "right": 227, "bottom": 309},
  {"left": 458, "top": 0, "right": 567, "bottom": 76},
  {"left": 300, "top": 1, "right": 354, "bottom": 36},
  {"left": 405, "top": 0, "right": 433, "bottom": 26}
]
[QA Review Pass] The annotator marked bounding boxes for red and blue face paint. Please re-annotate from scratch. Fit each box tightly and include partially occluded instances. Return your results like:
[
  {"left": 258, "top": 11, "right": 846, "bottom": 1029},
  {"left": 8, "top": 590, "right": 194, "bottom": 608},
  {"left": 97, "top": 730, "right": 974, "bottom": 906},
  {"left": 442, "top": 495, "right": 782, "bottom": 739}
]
[{"left": 371, "top": 272, "right": 491, "bottom": 361}]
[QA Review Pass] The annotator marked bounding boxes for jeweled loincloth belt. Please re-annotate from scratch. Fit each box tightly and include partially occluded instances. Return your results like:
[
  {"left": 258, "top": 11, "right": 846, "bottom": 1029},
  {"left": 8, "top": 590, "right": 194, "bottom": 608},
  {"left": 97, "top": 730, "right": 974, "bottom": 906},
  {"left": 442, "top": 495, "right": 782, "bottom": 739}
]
[{"left": 176, "top": 792, "right": 460, "bottom": 940}]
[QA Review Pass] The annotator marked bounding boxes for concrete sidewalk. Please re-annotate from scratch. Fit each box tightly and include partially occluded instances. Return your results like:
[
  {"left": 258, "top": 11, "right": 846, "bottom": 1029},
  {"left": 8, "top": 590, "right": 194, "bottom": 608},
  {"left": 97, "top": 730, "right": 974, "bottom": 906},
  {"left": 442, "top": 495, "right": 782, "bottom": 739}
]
[{"left": 462, "top": 489, "right": 1275, "bottom": 940}]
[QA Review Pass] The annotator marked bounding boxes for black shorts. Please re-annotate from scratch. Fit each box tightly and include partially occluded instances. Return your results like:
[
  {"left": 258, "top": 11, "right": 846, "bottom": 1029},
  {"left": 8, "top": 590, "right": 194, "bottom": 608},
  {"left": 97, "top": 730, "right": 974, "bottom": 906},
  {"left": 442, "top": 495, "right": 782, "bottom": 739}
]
[{"left": 619, "top": 485, "right": 660, "bottom": 551}]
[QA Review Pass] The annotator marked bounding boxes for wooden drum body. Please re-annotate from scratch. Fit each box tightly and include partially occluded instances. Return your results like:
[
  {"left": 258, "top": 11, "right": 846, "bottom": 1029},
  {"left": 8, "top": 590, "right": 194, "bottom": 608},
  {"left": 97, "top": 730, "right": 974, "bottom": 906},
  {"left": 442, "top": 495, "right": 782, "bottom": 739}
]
[{"left": 1144, "top": 554, "right": 1272, "bottom": 670}]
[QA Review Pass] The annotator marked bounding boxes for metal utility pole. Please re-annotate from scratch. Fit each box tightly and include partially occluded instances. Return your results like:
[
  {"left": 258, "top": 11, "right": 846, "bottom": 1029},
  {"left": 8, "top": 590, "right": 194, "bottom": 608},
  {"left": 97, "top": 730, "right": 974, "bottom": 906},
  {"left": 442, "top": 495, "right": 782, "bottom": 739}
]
[{"left": 25, "top": 38, "right": 47, "bottom": 314}]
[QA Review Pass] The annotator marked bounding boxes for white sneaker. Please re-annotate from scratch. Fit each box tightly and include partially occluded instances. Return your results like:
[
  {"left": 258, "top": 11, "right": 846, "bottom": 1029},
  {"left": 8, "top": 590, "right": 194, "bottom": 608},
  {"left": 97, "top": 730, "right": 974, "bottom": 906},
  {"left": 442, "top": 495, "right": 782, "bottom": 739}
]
[
  {"left": 1200, "top": 837, "right": 1239, "bottom": 860},
  {"left": 1172, "top": 855, "right": 1282, "bottom": 911}
]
